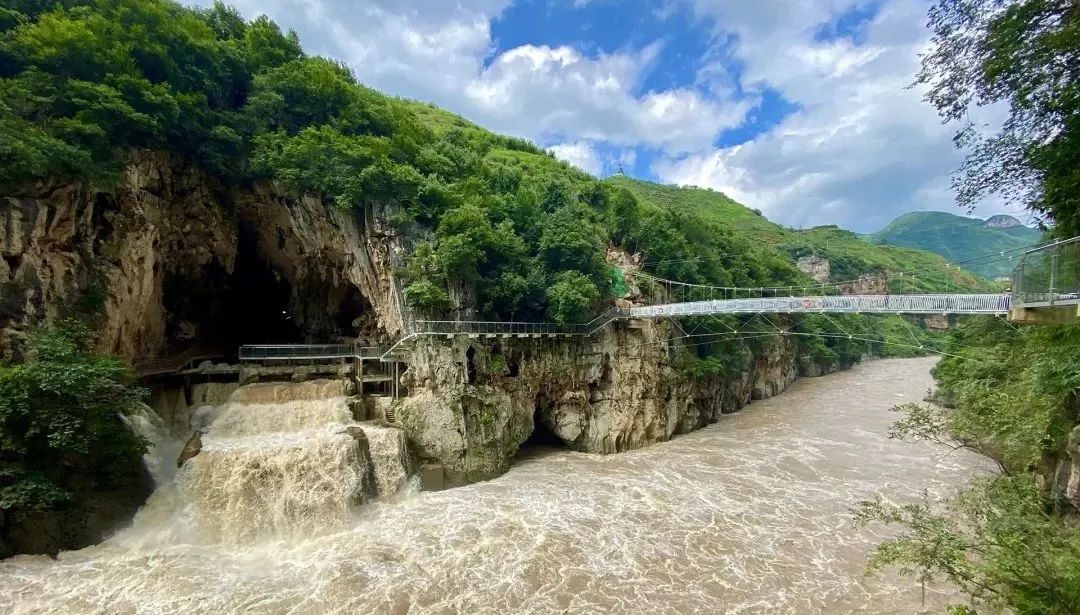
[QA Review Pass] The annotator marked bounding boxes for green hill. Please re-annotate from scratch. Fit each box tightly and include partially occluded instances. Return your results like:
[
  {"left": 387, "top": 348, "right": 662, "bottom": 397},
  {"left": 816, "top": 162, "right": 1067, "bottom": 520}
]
[
  {"left": 0, "top": 0, "right": 991, "bottom": 370},
  {"left": 605, "top": 177, "right": 990, "bottom": 294},
  {"left": 866, "top": 211, "right": 1042, "bottom": 278}
]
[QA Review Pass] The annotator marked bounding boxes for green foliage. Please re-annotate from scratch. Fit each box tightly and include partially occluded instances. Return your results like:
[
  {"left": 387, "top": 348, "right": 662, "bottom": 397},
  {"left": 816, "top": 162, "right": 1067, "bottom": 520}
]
[
  {"left": 610, "top": 176, "right": 988, "bottom": 294},
  {"left": 403, "top": 279, "right": 451, "bottom": 313},
  {"left": 545, "top": 271, "right": 600, "bottom": 323},
  {"left": 859, "top": 315, "right": 1080, "bottom": 614},
  {"left": 0, "top": 0, "right": 990, "bottom": 332},
  {"left": 917, "top": 0, "right": 1080, "bottom": 235},
  {"left": 0, "top": 320, "right": 147, "bottom": 511},
  {"left": 538, "top": 203, "right": 607, "bottom": 280},
  {"left": 855, "top": 477, "right": 1080, "bottom": 614},
  {"left": 934, "top": 318, "right": 1079, "bottom": 473}
]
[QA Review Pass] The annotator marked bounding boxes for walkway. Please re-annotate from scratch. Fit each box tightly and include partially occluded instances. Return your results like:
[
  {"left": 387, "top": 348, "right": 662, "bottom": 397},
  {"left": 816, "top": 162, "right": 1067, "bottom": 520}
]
[{"left": 629, "top": 293, "right": 1011, "bottom": 318}]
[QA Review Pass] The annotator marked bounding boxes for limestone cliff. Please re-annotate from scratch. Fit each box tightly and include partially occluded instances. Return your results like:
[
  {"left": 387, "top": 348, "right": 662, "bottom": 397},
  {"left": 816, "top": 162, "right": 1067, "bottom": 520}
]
[
  {"left": 1, "top": 150, "right": 406, "bottom": 362},
  {"left": 2, "top": 149, "right": 856, "bottom": 555},
  {"left": 395, "top": 320, "right": 803, "bottom": 484}
]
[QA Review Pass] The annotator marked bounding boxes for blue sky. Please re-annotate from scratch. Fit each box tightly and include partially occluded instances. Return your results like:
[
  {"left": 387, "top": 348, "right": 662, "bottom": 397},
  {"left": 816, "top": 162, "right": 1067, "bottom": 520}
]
[{"left": 189, "top": 0, "right": 1025, "bottom": 232}]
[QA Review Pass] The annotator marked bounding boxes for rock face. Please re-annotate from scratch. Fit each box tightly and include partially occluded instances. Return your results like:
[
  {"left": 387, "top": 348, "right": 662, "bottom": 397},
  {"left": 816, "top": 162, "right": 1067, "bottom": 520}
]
[
  {"left": 396, "top": 320, "right": 805, "bottom": 484},
  {"left": 0, "top": 150, "right": 405, "bottom": 362},
  {"left": 0, "top": 149, "right": 853, "bottom": 553},
  {"left": 0, "top": 151, "right": 407, "bottom": 556},
  {"left": 840, "top": 274, "right": 888, "bottom": 295},
  {"left": 923, "top": 314, "right": 951, "bottom": 330},
  {"left": 985, "top": 214, "right": 1023, "bottom": 229},
  {"left": 796, "top": 255, "right": 831, "bottom": 283},
  {"left": 1053, "top": 425, "right": 1080, "bottom": 514}
]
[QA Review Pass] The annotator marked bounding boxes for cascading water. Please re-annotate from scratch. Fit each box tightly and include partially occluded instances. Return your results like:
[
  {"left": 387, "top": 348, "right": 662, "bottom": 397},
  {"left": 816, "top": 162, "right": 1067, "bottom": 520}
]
[
  {"left": 127, "top": 379, "right": 413, "bottom": 546},
  {"left": 122, "top": 403, "right": 184, "bottom": 486}
]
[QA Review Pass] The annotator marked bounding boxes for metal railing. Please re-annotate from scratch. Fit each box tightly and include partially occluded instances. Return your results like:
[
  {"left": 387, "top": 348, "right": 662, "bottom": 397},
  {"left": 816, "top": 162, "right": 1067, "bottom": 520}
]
[
  {"left": 628, "top": 294, "right": 1011, "bottom": 318},
  {"left": 411, "top": 308, "right": 631, "bottom": 338},
  {"left": 1012, "top": 236, "right": 1080, "bottom": 308},
  {"left": 135, "top": 346, "right": 226, "bottom": 377},
  {"left": 238, "top": 344, "right": 387, "bottom": 362},
  {"left": 241, "top": 291, "right": 1016, "bottom": 364},
  {"left": 413, "top": 320, "right": 586, "bottom": 336}
]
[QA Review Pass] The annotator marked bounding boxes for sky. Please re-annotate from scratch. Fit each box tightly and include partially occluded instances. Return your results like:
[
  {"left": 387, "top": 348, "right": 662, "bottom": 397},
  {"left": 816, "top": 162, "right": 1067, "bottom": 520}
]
[{"left": 188, "top": 0, "right": 1029, "bottom": 233}]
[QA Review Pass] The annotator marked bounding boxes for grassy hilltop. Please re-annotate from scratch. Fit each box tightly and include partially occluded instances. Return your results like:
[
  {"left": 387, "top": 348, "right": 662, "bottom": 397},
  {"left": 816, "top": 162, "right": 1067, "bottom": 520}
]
[
  {"left": 866, "top": 210, "right": 1042, "bottom": 278},
  {"left": 606, "top": 177, "right": 990, "bottom": 294}
]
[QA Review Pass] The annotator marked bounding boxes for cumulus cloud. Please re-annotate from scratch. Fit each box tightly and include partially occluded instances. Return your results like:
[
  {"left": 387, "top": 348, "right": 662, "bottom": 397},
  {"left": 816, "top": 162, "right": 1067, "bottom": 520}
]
[
  {"left": 655, "top": 0, "right": 1006, "bottom": 232},
  {"left": 197, "top": 0, "right": 750, "bottom": 159},
  {"left": 467, "top": 43, "right": 750, "bottom": 152},
  {"left": 548, "top": 141, "right": 603, "bottom": 175},
  {"left": 189, "top": 0, "right": 1016, "bottom": 231}
]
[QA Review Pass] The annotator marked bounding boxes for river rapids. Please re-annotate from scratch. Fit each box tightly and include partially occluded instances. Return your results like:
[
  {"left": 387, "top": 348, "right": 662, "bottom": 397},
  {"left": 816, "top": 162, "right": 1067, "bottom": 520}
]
[{"left": 0, "top": 357, "right": 991, "bottom": 614}]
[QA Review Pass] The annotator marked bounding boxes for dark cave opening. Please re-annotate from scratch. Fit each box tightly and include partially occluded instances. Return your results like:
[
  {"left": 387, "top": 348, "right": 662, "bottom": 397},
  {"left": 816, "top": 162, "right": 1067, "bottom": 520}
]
[
  {"left": 518, "top": 393, "right": 565, "bottom": 456},
  {"left": 218, "top": 222, "right": 303, "bottom": 346},
  {"left": 465, "top": 346, "right": 477, "bottom": 385},
  {"left": 159, "top": 219, "right": 381, "bottom": 359},
  {"left": 162, "top": 222, "right": 301, "bottom": 353}
]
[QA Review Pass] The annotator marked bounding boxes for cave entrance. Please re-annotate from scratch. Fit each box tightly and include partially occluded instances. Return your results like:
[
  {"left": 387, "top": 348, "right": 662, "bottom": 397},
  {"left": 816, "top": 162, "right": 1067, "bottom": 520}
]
[
  {"left": 517, "top": 393, "right": 565, "bottom": 459},
  {"left": 215, "top": 222, "right": 303, "bottom": 346},
  {"left": 162, "top": 221, "right": 302, "bottom": 354}
]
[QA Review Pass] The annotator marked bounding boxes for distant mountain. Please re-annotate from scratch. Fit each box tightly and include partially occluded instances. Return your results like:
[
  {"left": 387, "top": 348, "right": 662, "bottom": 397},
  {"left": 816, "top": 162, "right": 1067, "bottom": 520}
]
[{"left": 867, "top": 211, "right": 1042, "bottom": 278}]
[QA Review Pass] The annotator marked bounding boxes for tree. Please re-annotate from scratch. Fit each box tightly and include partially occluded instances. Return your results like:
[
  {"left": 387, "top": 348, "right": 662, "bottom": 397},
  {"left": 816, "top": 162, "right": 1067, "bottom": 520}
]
[
  {"left": 538, "top": 203, "right": 607, "bottom": 280},
  {"left": 917, "top": 0, "right": 1080, "bottom": 233},
  {"left": 0, "top": 321, "right": 147, "bottom": 512},
  {"left": 243, "top": 15, "right": 302, "bottom": 72},
  {"left": 545, "top": 271, "right": 600, "bottom": 323},
  {"left": 403, "top": 279, "right": 452, "bottom": 313}
]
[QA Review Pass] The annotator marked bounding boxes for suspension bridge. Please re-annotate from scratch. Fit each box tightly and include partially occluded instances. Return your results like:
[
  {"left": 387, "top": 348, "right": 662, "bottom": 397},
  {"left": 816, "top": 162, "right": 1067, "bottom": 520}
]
[
  {"left": 371, "top": 235, "right": 1079, "bottom": 359},
  {"left": 145, "top": 235, "right": 1078, "bottom": 370}
]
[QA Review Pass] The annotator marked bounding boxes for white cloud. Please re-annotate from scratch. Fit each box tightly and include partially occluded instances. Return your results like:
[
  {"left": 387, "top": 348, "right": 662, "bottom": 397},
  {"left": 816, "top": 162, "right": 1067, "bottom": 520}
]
[
  {"left": 654, "top": 0, "right": 1000, "bottom": 232},
  {"left": 196, "top": 0, "right": 750, "bottom": 157},
  {"left": 466, "top": 43, "right": 749, "bottom": 153},
  {"left": 548, "top": 141, "right": 603, "bottom": 175}
]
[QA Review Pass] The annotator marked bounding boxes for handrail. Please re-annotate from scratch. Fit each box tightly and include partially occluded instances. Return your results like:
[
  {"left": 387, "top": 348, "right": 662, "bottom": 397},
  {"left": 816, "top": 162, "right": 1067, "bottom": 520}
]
[
  {"left": 135, "top": 346, "right": 226, "bottom": 377},
  {"left": 1012, "top": 235, "right": 1080, "bottom": 308},
  {"left": 241, "top": 292, "right": 1019, "bottom": 365},
  {"left": 238, "top": 344, "right": 388, "bottom": 361}
]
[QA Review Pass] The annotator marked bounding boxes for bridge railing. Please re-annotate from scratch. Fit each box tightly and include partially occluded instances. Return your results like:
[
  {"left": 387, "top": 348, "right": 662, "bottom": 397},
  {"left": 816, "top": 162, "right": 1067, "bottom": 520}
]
[
  {"left": 412, "top": 308, "right": 632, "bottom": 337},
  {"left": 238, "top": 344, "right": 387, "bottom": 361},
  {"left": 628, "top": 294, "right": 1011, "bottom": 318},
  {"left": 1013, "top": 236, "right": 1080, "bottom": 308},
  {"left": 413, "top": 320, "right": 584, "bottom": 336}
]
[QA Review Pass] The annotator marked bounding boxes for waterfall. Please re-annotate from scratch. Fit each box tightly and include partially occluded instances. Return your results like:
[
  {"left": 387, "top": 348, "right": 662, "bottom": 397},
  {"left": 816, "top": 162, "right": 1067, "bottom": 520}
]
[
  {"left": 129, "top": 379, "right": 413, "bottom": 545},
  {"left": 122, "top": 403, "right": 184, "bottom": 487},
  {"left": 177, "top": 428, "right": 374, "bottom": 543}
]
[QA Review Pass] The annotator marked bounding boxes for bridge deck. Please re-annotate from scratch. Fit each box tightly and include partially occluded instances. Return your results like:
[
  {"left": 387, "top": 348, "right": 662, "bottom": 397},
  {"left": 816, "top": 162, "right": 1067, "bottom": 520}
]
[
  {"left": 228, "top": 294, "right": 1013, "bottom": 364},
  {"left": 629, "top": 294, "right": 1011, "bottom": 318}
]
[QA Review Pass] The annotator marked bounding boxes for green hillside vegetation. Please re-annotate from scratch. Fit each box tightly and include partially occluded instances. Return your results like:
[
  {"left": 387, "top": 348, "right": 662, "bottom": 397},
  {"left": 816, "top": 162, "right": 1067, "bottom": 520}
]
[
  {"left": 0, "top": 0, "right": 984, "bottom": 361},
  {"left": 0, "top": 0, "right": 964, "bottom": 514},
  {"left": 867, "top": 211, "right": 1043, "bottom": 278},
  {"left": 607, "top": 177, "right": 990, "bottom": 294}
]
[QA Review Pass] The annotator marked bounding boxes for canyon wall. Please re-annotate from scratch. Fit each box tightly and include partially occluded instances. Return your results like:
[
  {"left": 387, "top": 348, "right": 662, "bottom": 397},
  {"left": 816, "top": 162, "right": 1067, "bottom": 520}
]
[
  {"left": 1, "top": 151, "right": 842, "bottom": 554},
  {"left": 396, "top": 322, "right": 802, "bottom": 484},
  {"left": 1, "top": 150, "right": 406, "bottom": 363}
]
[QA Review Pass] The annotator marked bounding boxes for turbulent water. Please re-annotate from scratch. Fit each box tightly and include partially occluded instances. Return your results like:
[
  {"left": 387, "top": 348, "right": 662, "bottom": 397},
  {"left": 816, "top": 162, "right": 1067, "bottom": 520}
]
[{"left": 0, "top": 357, "right": 991, "bottom": 614}]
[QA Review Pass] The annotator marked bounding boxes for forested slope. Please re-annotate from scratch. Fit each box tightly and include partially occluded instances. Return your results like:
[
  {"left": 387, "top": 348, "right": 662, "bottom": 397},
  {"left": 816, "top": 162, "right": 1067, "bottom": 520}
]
[
  {"left": 607, "top": 177, "right": 990, "bottom": 294},
  {"left": 0, "top": 0, "right": 1004, "bottom": 554},
  {"left": 867, "top": 210, "right": 1042, "bottom": 278}
]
